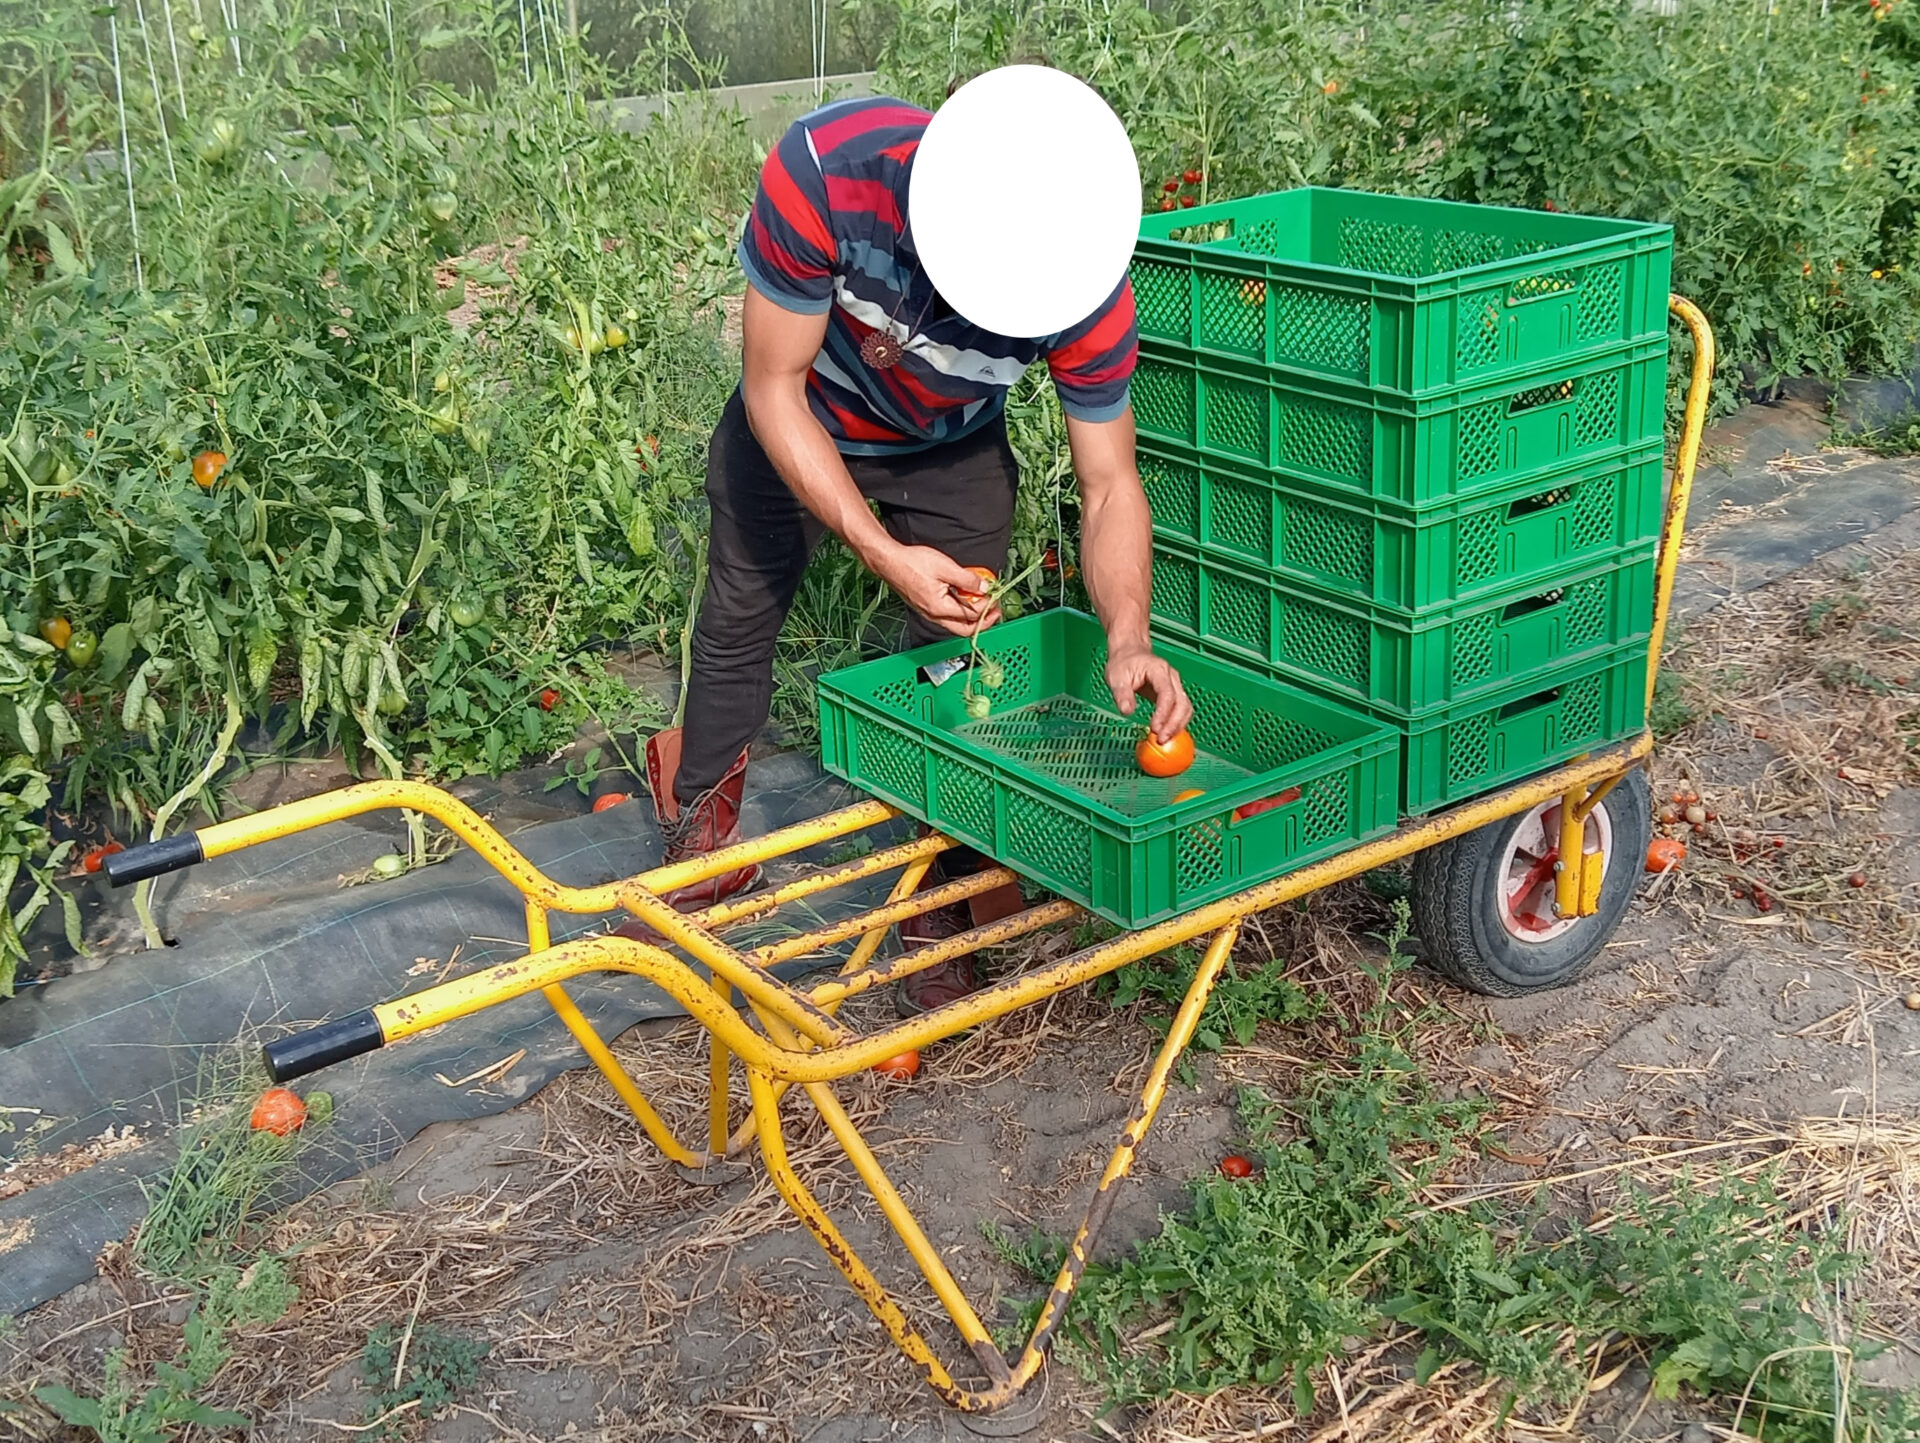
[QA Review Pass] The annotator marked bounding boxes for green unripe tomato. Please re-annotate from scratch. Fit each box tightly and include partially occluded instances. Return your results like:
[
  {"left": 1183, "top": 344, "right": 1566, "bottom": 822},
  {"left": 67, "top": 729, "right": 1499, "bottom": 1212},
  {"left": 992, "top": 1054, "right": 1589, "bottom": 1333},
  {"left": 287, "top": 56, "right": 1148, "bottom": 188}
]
[
  {"left": 448, "top": 595, "right": 485, "bottom": 628},
  {"left": 65, "top": 628, "right": 98, "bottom": 667}
]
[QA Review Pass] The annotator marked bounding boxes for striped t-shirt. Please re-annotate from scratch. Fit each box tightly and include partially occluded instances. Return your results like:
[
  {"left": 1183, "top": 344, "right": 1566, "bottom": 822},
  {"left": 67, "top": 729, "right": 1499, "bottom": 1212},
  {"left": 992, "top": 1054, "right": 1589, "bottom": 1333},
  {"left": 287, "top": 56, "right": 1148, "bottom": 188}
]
[{"left": 738, "top": 94, "right": 1139, "bottom": 457}]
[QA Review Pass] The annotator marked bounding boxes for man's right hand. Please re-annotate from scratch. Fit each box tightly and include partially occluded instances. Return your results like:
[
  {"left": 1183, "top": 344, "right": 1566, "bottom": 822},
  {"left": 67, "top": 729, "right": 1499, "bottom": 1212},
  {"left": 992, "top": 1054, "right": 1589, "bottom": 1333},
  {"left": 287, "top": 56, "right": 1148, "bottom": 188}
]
[{"left": 873, "top": 543, "right": 1003, "bottom": 636}]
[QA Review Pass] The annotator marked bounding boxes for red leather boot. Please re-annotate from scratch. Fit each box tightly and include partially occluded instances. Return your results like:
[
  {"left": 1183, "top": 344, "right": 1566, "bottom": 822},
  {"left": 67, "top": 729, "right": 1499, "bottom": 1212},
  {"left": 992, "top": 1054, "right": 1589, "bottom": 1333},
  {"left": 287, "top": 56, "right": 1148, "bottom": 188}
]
[
  {"left": 620, "top": 729, "right": 759, "bottom": 921},
  {"left": 895, "top": 842, "right": 1024, "bottom": 1015}
]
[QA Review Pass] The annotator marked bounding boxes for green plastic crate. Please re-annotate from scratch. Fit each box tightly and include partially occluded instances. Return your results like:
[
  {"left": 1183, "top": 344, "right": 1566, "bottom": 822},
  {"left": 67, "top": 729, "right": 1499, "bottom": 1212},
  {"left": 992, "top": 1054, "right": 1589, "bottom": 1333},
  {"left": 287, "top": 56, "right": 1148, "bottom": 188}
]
[
  {"left": 817, "top": 609, "right": 1399, "bottom": 929},
  {"left": 1140, "top": 438, "right": 1666, "bottom": 613},
  {"left": 1130, "top": 340, "right": 1667, "bottom": 508},
  {"left": 1399, "top": 642, "right": 1650, "bottom": 814},
  {"left": 1150, "top": 539, "right": 1656, "bottom": 716},
  {"left": 1133, "top": 188, "right": 1673, "bottom": 396}
]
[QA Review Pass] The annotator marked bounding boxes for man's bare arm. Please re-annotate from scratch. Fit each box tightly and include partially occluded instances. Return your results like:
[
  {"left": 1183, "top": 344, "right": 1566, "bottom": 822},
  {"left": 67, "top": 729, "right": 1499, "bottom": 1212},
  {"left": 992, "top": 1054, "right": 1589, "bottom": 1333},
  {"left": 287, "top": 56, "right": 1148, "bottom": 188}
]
[
  {"left": 740, "top": 287, "right": 994, "bottom": 635},
  {"left": 1068, "top": 408, "right": 1192, "bottom": 741}
]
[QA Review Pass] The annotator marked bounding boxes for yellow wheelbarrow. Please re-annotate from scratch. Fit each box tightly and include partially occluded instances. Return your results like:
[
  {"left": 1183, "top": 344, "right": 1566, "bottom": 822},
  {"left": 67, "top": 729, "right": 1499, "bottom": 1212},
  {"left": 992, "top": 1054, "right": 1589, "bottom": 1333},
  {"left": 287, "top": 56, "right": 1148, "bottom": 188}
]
[{"left": 103, "top": 299, "right": 1714, "bottom": 1428}]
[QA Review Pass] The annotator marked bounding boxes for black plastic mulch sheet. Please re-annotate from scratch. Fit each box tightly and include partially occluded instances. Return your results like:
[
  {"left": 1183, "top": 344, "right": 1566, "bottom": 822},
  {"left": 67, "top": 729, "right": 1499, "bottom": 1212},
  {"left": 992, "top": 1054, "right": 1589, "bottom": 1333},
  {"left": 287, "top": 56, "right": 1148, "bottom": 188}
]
[{"left": 0, "top": 753, "right": 904, "bottom": 1315}]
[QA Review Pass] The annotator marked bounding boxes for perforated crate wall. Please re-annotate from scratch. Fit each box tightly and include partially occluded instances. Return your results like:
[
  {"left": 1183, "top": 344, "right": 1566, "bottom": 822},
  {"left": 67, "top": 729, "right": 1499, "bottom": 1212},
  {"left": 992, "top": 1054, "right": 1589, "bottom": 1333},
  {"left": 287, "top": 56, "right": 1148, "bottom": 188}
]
[
  {"left": 817, "top": 608, "right": 1399, "bottom": 928},
  {"left": 1139, "top": 440, "right": 1665, "bottom": 612},
  {"left": 1150, "top": 541, "right": 1656, "bottom": 717},
  {"left": 1130, "top": 342, "right": 1667, "bottom": 509},
  {"left": 1398, "top": 643, "right": 1651, "bottom": 813},
  {"left": 1132, "top": 187, "right": 1673, "bottom": 396}
]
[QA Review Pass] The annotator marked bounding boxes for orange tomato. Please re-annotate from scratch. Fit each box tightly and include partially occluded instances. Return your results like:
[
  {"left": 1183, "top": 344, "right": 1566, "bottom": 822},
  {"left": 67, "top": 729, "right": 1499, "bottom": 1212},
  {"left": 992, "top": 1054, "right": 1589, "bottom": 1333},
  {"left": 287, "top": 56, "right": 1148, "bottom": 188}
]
[
  {"left": 250, "top": 1087, "right": 308, "bottom": 1136},
  {"left": 191, "top": 450, "right": 228, "bottom": 488},
  {"left": 956, "top": 565, "right": 995, "bottom": 602},
  {"left": 39, "top": 616, "right": 72, "bottom": 650},
  {"left": 1172, "top": 788, "right": 1206, "bottom": 803},
  {"left": 1644, "top": 837, "right": 1687, "bottom": 874},
  {"left": 872, "top": 1050, "right": 921, "bottom": 1081},
  {"left": 592, "top": 792, "right": 631, "bottom": 813},
  {"left": 1135, "top": 728, "right": 1195, "bottom": 778}
]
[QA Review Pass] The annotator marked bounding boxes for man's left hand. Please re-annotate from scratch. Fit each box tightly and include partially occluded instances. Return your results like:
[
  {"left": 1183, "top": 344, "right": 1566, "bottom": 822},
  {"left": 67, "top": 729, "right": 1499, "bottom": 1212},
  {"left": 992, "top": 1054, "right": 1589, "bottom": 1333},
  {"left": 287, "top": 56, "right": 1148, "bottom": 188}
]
[{"left": 1106, "top": 642, "right": 1193, "bottom": 743}]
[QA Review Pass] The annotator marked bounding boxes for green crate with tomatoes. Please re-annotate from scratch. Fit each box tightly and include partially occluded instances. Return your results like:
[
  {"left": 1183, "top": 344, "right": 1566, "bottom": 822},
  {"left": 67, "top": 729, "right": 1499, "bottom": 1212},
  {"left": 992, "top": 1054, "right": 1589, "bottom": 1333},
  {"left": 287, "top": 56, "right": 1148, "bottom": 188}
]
[{"left": 818, "top": 609, "right": 1398, "bottom": 929}]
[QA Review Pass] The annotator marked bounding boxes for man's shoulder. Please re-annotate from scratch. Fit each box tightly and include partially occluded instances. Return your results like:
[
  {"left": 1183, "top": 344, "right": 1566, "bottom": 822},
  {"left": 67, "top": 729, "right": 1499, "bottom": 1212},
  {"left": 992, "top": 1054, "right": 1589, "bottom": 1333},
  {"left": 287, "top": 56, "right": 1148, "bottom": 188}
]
[{"left": 789, "top": 94, "right": 930, "bottom": 169}]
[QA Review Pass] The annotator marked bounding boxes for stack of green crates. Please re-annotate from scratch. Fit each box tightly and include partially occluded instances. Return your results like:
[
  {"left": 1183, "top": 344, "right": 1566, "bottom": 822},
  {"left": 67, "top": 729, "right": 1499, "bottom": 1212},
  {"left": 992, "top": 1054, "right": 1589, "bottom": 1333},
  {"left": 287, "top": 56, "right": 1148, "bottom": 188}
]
[{"left": 1131, "top": 188, "right": 1673, "bottom": 814}]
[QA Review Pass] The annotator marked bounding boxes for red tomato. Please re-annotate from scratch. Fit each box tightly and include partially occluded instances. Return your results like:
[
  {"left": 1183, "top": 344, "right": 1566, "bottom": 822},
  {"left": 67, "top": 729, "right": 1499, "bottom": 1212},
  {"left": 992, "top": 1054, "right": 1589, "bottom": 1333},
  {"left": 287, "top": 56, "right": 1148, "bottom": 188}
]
[
  {"left": 592, "top": 792, "right": 631, "bottom": 813},
  {"left": 539, "top": 688, "right": 560, "bottom": 711},
  {"left": 956, "top": 566, "right": 995, "bottom": 603},
  {"left": 1178, "top": 195, "right": 1197, "bottom": 208},
  {"left": 1644, "top": 838, "right": 1687, "bottom": 873},
  {"left": 1219, "top": 1154, "right": 1253, "bottom": 1178},
  {"left": 1161, "top": 179, "right": 1179, "bottom": 193},
  {"left": 1158, "top": 198, "right": 1175, "bottom": 212},
  {"left": 81, "top": 841, "right": 125, "bottom": 873},
  {"left": 1183, "top": 169, "right": 1202, "bottom": 184},
  {"left": 873, "top": 1050, "right": 921, "bottom": 1081},
  {"left": 250, "top": 1087, "right": 307, "bottom": 1136}
]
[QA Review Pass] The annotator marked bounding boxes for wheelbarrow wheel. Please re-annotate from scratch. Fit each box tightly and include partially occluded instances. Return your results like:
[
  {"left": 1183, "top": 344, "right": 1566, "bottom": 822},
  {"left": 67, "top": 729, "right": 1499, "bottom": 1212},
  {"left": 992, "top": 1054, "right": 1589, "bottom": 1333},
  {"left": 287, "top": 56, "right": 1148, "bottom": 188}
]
[{"left": 1410, "top": 769, "right": 1650, "bottom": 997}]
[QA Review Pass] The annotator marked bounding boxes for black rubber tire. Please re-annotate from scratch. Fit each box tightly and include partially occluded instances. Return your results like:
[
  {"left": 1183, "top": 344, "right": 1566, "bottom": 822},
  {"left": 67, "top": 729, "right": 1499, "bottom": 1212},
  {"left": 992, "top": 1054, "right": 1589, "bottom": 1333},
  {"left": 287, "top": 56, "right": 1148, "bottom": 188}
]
[{"left": 1410, "top": 769, "right": 1650, "bottom": 997}]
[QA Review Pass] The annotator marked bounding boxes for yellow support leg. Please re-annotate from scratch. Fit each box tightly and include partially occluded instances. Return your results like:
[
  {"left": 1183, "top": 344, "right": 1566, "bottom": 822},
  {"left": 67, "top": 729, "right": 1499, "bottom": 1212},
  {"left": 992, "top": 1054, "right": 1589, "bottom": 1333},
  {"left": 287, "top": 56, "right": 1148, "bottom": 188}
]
[
  {"left": 746, "top": 1068, "right": 969, "bottom": 1405},
  {"left": 527, "top": 902, "right": 703, "bottom": 1169},
  {"left": 1012, "top": 922, "right": 1242, "bottom": 1384},
  {"left": 1554, "top": 786, "right": 1586, "bottom": 921},
  {"left": 719, "top": 854, "right": 942, "bottom": 1159}
]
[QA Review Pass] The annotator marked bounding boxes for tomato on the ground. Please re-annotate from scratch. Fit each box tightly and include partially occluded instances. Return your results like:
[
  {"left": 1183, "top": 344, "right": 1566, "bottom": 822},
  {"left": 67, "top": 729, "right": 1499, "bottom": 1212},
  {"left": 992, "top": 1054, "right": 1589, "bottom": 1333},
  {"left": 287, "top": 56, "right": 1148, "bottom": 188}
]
[
  {"left": 1644, "top": 837, "right": 1687, "bottom": 873},
  {"left": 250, "top": 1088, "right": 307, "bottom": 1136},
  {"left": 1219, "top": 1154, "right": 1253, "bottom": 1178},
  {"left": 591, "top": 792, "right": 631, "bottom": 813},
  {"left": 539, "top": 687, "right": 561, "bottom": 711},
  {"left": 80, "top": 841, "right": 124, "bottom": 873},
  {"left": 873, "top": 1050, "right": 921, "bottom": 1081}
]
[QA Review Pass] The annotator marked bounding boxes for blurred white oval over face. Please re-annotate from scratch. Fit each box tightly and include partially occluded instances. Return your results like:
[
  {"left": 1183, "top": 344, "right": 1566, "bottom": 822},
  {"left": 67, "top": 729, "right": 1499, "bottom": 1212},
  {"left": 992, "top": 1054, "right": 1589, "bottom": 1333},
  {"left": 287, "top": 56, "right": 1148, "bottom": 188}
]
[{"left": 908, "top": 65, "right": 1141, "bottom": 340}]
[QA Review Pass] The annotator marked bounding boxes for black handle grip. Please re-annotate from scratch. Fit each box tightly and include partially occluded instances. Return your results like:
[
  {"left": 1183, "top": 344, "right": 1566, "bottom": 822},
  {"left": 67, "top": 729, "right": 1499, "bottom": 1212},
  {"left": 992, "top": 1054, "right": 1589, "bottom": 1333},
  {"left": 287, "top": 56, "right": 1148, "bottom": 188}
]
[
  {"left": 101, "top": 833, "right": 205, "bottom": 887},
  {"left": 262, "top": 1010, "right": 384, "bottom": 1082}
]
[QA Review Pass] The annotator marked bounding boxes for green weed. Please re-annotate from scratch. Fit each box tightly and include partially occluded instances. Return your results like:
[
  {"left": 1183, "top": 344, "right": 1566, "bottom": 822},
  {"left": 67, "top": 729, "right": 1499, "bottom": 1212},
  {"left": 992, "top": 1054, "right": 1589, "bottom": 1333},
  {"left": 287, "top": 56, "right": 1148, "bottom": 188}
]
[
  {"left": 134, "top": 1060, "right": 317, "bottom": 1283},
  {"left": 1104, "top": 943, "right": 1322, "bottom": 1066},
  {"left": 998, "top": 926, "right": 1917, "bottom": 1442},
  {"left": 360, "top": 1321, "right": 489, "bottom": 1436},
  {"left": 1649, "top": 667, "right": 1699, "bottom": 738},
  {"left": 33, "top": 1260, "right": 296, "bottom": 1443}
]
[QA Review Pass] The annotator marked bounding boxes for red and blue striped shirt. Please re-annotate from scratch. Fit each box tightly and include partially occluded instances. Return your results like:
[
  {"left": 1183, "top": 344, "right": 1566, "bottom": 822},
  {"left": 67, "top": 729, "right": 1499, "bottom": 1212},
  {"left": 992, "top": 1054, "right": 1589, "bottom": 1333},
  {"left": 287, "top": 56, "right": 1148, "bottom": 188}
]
[{"left": 738, "top": 94, "right": 1139, "bottom": 456}]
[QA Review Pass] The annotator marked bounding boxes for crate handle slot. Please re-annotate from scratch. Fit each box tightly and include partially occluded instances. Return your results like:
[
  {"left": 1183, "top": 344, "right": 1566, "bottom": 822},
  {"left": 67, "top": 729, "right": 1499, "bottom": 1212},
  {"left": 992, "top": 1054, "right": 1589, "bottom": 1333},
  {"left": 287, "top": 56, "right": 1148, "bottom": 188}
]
[
  {"left": 1500, "top": 587, "right": 1568, "bottom": 622},
  {"left": 1231, "top": 785, "right": 1302, "bottom": 823},
  {"left": 1505, "top": 270, "right": 1582, "bottom": 307},
  {"left": 1506, "top": 484, "right": 1577, "bottom": 520},
  {"left": 1507, "top": 378, "right": 1577, "bottom": 416},
  {"left": 1497, "top": 685, "right": 1563, "bottom": 721},
  {"left": 916, "top": 654, "right": 982, "bottom": 688},
  {"left": 1167, "top": 217, "right": 1235, "bottom": 247}
]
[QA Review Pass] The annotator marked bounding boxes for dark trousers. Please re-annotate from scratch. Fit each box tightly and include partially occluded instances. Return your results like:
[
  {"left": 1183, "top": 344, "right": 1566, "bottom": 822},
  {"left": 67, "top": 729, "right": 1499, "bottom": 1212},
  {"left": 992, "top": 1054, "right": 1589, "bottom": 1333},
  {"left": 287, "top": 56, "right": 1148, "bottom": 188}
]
[{"left": 676, "top": 389, "right": 1018, "bottom": 805}]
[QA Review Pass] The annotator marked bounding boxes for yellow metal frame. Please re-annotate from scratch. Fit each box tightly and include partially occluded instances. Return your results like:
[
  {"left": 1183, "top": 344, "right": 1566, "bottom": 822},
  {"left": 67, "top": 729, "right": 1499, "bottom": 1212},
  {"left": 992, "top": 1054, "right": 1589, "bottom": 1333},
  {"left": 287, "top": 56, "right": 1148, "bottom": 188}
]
[{"left": 210, "top": 299, "right": 1712, "bottom": 1419}]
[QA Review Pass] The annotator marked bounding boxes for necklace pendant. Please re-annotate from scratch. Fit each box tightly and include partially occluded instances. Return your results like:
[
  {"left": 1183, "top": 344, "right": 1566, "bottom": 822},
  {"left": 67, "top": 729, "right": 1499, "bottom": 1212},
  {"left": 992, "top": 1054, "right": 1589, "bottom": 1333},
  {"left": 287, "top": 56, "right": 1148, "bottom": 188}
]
[{"left": 860, "top": 330, "right": 906, "bottom": 370}]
